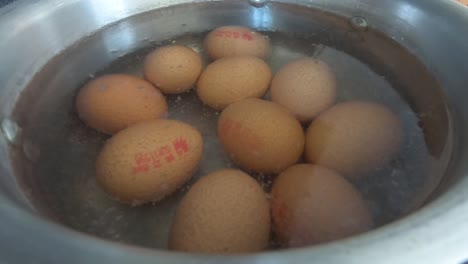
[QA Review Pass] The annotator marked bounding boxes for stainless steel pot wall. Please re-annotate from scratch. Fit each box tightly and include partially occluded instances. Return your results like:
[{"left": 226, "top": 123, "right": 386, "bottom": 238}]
[{"left": 1, "top": 0, "right": 468, "bottom": 263}]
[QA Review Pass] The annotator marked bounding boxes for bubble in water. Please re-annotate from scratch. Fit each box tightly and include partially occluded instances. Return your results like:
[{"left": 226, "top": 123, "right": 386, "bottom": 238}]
[
  {"left": 249, "top": 0, "right": 269, "bottom": 8},
  {"left": 1, "top": 118, "right": 21, "bottom": 145},
  {"left": 350, "top": 16, "right": 368, "bottom": 30}
]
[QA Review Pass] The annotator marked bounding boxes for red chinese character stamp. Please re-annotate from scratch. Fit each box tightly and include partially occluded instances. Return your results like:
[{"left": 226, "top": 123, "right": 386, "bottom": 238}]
[
  {"left": 173, "top": 138, "right": 189, "bottom": 156},
  {"left": 219, "top": 119, "right": 233, "bottom": 135},
  {"left": 132, "top": 138, "right": 190, "bottom": 174},
  {"left": 149, "top": 149, "right": 162, "bottom": 169},
  {"left": 242, "top": 32, "right": 254, "bottom": 41},
  {"left": 272, "top": 198, "right": 291, "bottom": 233},
  {"left": 158, "top": 145, "right": 175, "bottom": 163},
  {"left": 214, "top": 30, "right": 225, "bottom": 37},
  {"left": 220, "top": 118, "right": 263, "bottom": 149},
  {"left": 214, "top": 30, "right": 254, "bottom": 41},
  {"left": 133, "top": 153, "right": 151, "bottom": 173}
]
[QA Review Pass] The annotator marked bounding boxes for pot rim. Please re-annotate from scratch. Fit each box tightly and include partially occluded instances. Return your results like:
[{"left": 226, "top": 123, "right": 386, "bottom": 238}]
[{"left": 1, "top": 0, "right": 468, "bottom": 263}]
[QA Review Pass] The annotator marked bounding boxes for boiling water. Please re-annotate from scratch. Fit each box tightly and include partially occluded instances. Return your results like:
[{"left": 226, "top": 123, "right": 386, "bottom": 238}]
[{"left": 12, "top": 11, "right": 450, "bottom": 249}]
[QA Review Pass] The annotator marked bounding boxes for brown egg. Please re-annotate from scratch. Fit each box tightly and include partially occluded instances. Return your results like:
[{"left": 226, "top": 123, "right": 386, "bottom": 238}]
[
  {"left": 218, "top": 98, "right": 304, "bottom": 173},
  {"left": 169, "top": 169, "right": 270, "bottom": 253},
  {"left": 197, "top": 56, "right": 272, "bottom": 110},
  {"left": 271, "top": 58, "right": 337, "bottom": 122},
  {"left": 271, "top": 164, "right": 373, "bottom": 247},
  {"left": 96, "top": 119, "right": 203, "bottom": 205},
  {"left": 204, "top": 26, "right": 271, "bottom": 60},
  {"left": 305, "top": 101, "right": 403, "bottom": 179},
  {"left": 143, "top": 45, "right": 203, "bottom": 94},
  {"left": 76, "top": 74, "right": 167, "bottom": 135}
]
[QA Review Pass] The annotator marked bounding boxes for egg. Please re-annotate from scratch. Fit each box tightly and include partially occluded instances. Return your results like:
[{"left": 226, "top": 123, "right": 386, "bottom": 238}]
[
  {"left": 169, "top": 169, "right": 270, "bottom": 253},
  {"left": 197, "top": 56, "right": 272, "bottom": 110},
  {"left": 218, "top": 98, "right": 304, "bottom": 173},
  {"left": 305, "top": 101, "right": 403, "bottom": 179},
  {"left": 271, "top": 58, "right": 337, "bottom": 122},
  {"left": 96, "top": 119, "right": 203, "bottom": 205},
  {"left": 143, "top": 45, "right": 203, "bottom": 94},
  {"left": 76, "top": 74, "right": 167, "bottom": 135},
  {"left": 271, "top": 164, "right": 373, "bottom": 247},
  {"left": 204, "top": 25, "right": 271, "bottom": 60}
]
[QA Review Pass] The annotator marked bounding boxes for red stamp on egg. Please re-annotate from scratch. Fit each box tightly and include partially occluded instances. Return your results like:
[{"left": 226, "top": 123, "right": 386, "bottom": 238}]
[
  {"left": 132, "top": 137, "right": 190, "bottom": 174},
  {"left": 272, "top": 198, "right": 292, "bottom": 233},
  {"left": 214, "top": 30, "right": 254, "bottom": 41},
  {"left": 220, "top": 118, "right": 263, "bottom": 149}
]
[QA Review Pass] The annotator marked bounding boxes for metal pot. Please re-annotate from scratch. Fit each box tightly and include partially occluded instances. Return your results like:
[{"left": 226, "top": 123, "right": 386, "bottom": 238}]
[{"left": 1, "top": 0, "right": 468, "bottom": 263}]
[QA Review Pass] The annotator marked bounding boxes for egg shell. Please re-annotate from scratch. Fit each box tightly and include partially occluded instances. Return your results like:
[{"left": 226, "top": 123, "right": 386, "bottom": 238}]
[
  {"left": 76, "top": 74, "right": 168, "bottom": 135},
  {"left": 204, "top": 25, "right": 271, "bottom": 60},
  {"left": 144, "top": 45, "right": 203, "bottom": 94},
  {"left": 305, "top": 101, "right": 403, "bottom": 179},
  {"left": 169, "top": 169, "right": 270, "bottom": 253},
  {"left": 96, "top": 119, "right": 203, "bottom": 205},
  {"left": 271, "top": 164, "right": 373, "bottom": 247},
  {"left": 271, "top": 58, "right": 337, "bottom": 122},
  {"left": 218, "top": 98, "right": 304, "bottom": 173},
  {"left": 197, "top": 56, "right": 272, "bottom": 110}
]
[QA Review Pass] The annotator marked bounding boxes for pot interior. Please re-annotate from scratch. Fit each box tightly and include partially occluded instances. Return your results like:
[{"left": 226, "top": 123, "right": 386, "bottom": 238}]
[{"left": 5, "top": 1, "right": 453, "bottom": 250}]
